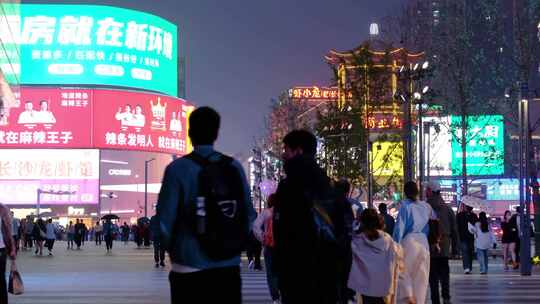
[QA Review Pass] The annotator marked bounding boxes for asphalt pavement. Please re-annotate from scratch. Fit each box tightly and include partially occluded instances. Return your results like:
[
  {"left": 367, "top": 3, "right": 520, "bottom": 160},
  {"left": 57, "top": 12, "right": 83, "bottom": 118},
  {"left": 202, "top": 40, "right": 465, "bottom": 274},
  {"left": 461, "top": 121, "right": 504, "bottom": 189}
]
[{"left": 7, "top": 241, "right": 540, "bottom": 304}]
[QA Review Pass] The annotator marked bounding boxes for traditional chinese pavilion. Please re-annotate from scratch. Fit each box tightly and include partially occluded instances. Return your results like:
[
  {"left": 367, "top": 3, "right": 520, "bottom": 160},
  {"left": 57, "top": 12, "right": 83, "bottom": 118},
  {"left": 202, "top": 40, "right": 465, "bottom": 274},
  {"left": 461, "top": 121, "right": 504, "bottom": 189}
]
[{"left": 325, "top": 40, "right": 425, "bottom": 132}]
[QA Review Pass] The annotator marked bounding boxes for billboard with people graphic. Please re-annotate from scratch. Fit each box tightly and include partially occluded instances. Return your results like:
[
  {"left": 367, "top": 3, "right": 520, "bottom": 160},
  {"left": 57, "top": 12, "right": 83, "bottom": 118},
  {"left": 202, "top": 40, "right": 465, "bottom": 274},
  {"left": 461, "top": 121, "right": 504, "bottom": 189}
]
[
  {"left": 92, "top": 88, "right": 191, "bottom": 154},
  {"left": 0, "top": 86, "right": 193, "bottom": 154},
  {"left": 0, "top": 87, "right": 92, "bottom": 148}
]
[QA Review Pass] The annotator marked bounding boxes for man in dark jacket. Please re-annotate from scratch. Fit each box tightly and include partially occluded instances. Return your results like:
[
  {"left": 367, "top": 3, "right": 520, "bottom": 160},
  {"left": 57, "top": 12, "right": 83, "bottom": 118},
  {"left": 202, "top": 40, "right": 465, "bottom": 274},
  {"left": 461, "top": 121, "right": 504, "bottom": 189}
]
[
  {"left": 426, "top": 181, "right": 458, "bottom": 304},
  {"left": 273, "top": 130, "right": 337, "bottom": 304},
  {"left": 456, "top": 203, "right": 478, "bottom": 274},
  {"left": 334, "top": 179, "right": 354, "bottom": 304},
  {"left": 150, "top": 215, "right": 165, "bottom": 267}
]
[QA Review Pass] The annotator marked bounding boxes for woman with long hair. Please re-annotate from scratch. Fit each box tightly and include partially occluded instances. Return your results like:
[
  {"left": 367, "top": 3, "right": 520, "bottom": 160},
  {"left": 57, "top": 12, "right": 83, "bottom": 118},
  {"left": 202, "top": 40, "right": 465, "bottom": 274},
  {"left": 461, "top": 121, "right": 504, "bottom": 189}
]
[
  {"left": 393, "top": 181, "right": 434, "bottom": 304},
  {"left": 468, "top": 212, "right": 496, "bottom": 274},
  {"left": 501, "top": 210, "right": 518, "bottom": 270},
  {"left": 32, "top": 218, "right": 46, "bottom": 256}
]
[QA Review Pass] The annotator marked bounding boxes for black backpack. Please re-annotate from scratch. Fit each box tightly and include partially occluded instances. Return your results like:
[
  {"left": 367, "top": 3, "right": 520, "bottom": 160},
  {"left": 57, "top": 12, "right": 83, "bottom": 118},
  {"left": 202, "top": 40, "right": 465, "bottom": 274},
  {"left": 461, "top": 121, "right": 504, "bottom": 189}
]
[{"left": 185, "top": 152, "right": 248, "bottom": 261}]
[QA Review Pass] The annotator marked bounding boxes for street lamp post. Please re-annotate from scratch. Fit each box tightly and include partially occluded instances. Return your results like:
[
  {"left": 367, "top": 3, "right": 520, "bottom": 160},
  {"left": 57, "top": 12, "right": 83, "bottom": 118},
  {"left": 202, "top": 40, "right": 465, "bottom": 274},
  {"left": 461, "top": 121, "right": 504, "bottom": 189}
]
[
  {"left": 144, "top": 158, "right": 156, "bottom": 218},
  {"left": 517, "top": 82, "right": 532, "bottom": 276},
  {"left": 367, "top": 141, "right": 374, "bottom": 209},
  {"left": 424, "top": 121, "right": 434, "bottom": 181},
  {"left": 397, "top": 62, "right": 431, "bottom": 185}
]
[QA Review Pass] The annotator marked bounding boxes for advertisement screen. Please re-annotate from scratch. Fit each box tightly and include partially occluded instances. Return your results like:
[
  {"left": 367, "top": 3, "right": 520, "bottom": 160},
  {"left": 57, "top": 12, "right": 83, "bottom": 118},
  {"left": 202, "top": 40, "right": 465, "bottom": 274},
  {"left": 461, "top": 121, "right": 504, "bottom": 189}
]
[
  {"left": 372, "top": 141, "right": 403, "bottom": 177},
  {"left": 0, "top": 149, "right": 99, "bottom": 205},
  {"left": 424, "top": 116, "right": 452, "bottom": 176},
  {"left": 0, "top": 87, "right": 92, "bottom": 148},
  {"left": 485, "top": 178, "right": 519, "bottom": 201},
  {"left": 451, "top": 115, "right": 504, "bottom": 176},
  {"left": 93, "top": 89, "right": 190, "bottom": 155},
  {"left": 1, "top": 4, "right": 178, "bottom": 96},
  {"left": 0, "top": 86, "right": 192, "bottom": 154},
  {"left": 99, "top": 149, "right": 174, "bottom": 218}
]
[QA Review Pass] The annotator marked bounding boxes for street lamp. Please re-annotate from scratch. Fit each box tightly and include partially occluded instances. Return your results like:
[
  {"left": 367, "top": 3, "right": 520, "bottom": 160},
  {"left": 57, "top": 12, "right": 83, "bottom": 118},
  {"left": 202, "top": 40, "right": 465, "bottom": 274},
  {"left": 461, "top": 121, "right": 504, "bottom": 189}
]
[
  {"left": 144, "top": 158, "right": 156, "bottom": 218},
  {"left": 36, "top": 189, "right": 76, "bottom": 217},
  {"left": 396, "top": 61, "right": 432, "bottom": 188},
  {"left": 517, "top": 82, "right": 533, "bottom": 276}
]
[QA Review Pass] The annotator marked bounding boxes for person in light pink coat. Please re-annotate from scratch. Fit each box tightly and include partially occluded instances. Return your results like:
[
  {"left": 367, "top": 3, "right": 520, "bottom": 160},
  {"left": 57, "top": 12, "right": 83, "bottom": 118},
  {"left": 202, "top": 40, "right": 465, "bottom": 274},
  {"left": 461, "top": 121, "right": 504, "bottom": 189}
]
[{"left": 348, "top": 208, "right": 404, "bottom": 304}]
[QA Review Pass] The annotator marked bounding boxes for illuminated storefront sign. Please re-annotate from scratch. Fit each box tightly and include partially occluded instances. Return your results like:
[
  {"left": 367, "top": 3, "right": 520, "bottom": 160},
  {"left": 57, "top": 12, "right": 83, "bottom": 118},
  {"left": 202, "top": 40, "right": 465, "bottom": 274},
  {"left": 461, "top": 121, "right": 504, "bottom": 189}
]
[
  {"left": 372, "top": 141, "right": 403, "bottom": 176},
  {"left": 289, "top": 86, "right": 352, "bottom": 100},
  {"left": 451, "top": 115, "right": 504, "bottom": 176},
  {"left": 365, "top": 114, "right": 403, "bottom": 130},
  {"left": 0, "top": 86, "right": 191, "bottom": 154},
  {"left": 0, "top": 149, "right": 99, "bottom": 205},
  {"left": 1, "top": 4, "right": 178, "bottom": 96}
]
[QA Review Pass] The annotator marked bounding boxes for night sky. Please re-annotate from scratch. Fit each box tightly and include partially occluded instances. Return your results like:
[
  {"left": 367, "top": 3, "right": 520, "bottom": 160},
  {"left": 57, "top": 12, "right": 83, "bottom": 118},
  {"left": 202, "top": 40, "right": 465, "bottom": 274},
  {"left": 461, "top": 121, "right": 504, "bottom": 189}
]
[{"left": 33, "top": 0, "right": 405, "bottom": 158}]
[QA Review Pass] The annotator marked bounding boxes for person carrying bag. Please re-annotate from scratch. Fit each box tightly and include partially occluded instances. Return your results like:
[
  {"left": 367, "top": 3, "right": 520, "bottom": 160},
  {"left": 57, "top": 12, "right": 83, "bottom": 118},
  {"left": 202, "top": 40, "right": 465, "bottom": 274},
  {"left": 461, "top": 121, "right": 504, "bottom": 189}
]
[
  {"left": 8, "top": 260, "right": 23, "bottom": 295},
  {"left": 0, "top": 202, "right": 20, "bottom": 302}
]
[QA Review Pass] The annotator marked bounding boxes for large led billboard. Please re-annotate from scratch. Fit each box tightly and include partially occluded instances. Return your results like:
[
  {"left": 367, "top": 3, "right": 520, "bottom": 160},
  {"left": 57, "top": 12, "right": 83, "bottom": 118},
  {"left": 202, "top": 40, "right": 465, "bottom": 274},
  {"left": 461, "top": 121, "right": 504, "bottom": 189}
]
[
  {"left": 0, "top": 86, "right": 192, "bottom": 154},
  {"left": 424, "top": 116, "right": 452, "bottom": 176},
  {"left": 0, "top": 4, "right": 178, "bottom": 96},
  {"left": 93, "top": 89, "right": 189, "bottom": 153},
  {"left": 424, "top": 115, "right": 504, "bottom": 176},
  {"left": 0, "top": 149, "right": 99, "bottom": 205},
  {"left": 450, "top": 115, "right": 504, "bottom": 176}
]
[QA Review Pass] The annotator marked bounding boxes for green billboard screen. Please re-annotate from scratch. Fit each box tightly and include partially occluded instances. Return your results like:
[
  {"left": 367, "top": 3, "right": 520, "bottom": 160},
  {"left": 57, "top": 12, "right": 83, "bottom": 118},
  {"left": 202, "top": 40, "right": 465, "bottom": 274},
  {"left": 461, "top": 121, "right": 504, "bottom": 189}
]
[
  {"left": 3, "top": 4, "right": 178, "bottom": 96},
  {"left": 450, "top": 115, "right": 504, "bottom": 176}
]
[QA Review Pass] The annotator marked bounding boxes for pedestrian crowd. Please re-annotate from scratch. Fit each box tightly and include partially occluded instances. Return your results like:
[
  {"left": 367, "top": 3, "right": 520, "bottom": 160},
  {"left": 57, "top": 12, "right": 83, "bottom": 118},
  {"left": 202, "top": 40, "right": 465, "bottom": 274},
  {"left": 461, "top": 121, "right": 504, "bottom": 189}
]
[
  {"left": 0, "top": 106, "right": 528, "bottom": 304},
  {"left": 154, "top": 107, "right": 524, "bottom": 304}
]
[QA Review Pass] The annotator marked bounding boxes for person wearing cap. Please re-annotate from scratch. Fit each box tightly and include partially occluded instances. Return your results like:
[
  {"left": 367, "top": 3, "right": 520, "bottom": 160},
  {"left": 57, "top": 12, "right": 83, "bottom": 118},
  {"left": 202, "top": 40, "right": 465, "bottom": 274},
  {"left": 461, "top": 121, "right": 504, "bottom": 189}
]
[{"left": 426, "top": 181, "right": 458, "bottom": 304}]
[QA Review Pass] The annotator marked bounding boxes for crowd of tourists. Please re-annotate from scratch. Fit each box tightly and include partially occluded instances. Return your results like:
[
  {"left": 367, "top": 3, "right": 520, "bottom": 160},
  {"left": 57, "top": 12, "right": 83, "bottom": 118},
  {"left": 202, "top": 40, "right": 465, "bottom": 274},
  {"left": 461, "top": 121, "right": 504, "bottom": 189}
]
[
  {"left": 0, "top": 106, "right": 531, "bottom": 304},
  {"left": 153, "top": 106, "right": 529, "bottom": 304}
]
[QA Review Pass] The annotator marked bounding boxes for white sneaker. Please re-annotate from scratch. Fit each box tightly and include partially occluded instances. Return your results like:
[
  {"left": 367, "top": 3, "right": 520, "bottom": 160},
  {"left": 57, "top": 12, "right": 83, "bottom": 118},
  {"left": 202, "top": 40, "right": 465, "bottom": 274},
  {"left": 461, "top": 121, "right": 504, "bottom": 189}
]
[{"left": 464, "top": 268, "right": 471, "bottom": 274}]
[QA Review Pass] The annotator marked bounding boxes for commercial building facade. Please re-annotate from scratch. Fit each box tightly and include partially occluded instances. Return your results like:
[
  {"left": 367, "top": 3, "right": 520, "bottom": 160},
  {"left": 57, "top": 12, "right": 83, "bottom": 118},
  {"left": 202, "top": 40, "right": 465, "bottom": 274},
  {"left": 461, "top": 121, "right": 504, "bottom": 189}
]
[{"left": 0, "top": 3, "right": 192, "bottom": 225}]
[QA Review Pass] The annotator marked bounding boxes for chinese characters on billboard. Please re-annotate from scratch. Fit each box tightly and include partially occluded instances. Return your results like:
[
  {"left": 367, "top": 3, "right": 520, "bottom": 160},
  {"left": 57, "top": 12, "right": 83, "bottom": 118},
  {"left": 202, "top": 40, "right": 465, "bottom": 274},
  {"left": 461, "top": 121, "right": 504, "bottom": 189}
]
[
  {"left": 0, "top": 86, "right": 191, "bottom": 154},
  {"left": 0, "top": 88, "right": 92, "bottom": 147},
  {"left": 424, "top": 115, "right": 504, "bottom": 176},
  {"left": 365, "top": 114, "right": 403, "bottom": 130},
  {"left": 450, "top": 115, "right": 504, "bottom": 176},
  {"left": 289, "top": 86, "right": 347, "bottom": 100},
  {"left": 93, "top": 89, "right": 190, "bottom": 154},
  {"left": 290, "top": 86, "right": 403, "bottom": 130},
  {"left": 0, "top": 4, "right": 178, "bottom": 96},
  {"left": 0, "top": 149, "right": 99, "bottom": 205}
]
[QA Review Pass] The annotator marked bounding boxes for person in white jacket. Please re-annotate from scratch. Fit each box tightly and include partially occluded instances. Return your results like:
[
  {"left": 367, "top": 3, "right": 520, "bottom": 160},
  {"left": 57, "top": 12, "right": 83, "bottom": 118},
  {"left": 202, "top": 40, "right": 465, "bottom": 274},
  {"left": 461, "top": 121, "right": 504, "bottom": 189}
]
[
  {"left": 252, "top": 194, "right": 280, "bottom": 303},
  {"left": 468, "top": 212, "right": 496, "bottom": 274},
  {"left": 348, "top": 208, "right": 404, "bottom": 304}
]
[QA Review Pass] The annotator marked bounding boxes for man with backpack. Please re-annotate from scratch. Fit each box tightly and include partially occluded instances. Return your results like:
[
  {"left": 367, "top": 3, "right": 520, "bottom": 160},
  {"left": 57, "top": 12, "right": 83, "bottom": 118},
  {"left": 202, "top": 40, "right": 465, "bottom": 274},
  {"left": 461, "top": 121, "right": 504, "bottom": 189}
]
[
  {"left": 273, "top": 130, "right": 338, "bottom": 304},
  {"left": 426, "top": 181, "right": 458, "bottom": 304},
  {"left": 157, "top": 106, "right": 255, "bottom": 304}
]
